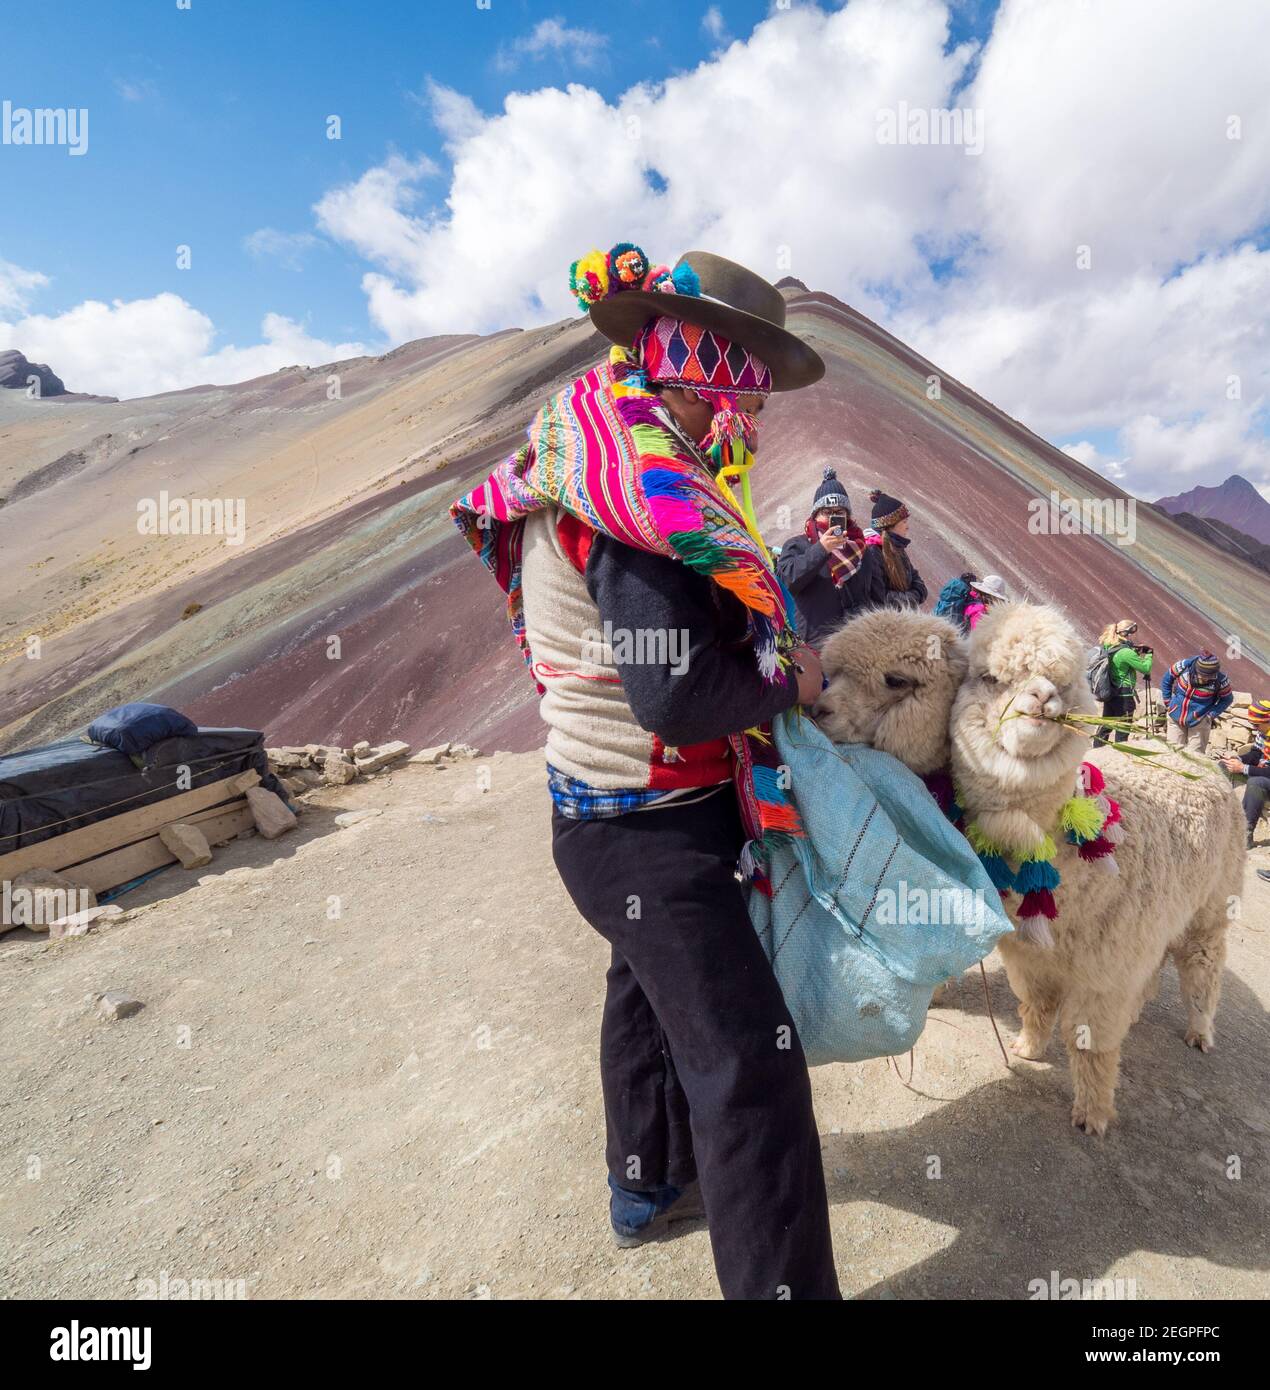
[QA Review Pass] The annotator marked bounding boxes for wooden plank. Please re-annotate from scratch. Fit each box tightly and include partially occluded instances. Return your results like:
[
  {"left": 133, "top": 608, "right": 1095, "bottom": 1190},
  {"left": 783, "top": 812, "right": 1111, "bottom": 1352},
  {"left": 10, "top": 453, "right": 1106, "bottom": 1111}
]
[
  {"left": 60, "top": 803, "right": 255, "bottom": 895},
  {"left": 0, "top": 770, "right": 260, "bottom": 881}
]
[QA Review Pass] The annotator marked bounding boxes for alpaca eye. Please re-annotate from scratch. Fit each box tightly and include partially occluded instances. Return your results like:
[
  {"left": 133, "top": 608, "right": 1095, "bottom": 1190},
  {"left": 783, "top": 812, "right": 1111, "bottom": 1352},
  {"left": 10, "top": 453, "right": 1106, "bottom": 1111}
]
[
  {"left": 884, "top": 673, "right": 913, "bottom": 690},
  {"left": 981, "top": 672, "right": 999, "bottom": 685}
]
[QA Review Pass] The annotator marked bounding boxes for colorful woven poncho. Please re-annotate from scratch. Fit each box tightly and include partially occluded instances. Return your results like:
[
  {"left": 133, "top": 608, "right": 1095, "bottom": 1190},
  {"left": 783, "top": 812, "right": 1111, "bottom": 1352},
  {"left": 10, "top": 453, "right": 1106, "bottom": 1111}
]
[{"left": 450, "top": 342, "right": 803, "bottom": 874}]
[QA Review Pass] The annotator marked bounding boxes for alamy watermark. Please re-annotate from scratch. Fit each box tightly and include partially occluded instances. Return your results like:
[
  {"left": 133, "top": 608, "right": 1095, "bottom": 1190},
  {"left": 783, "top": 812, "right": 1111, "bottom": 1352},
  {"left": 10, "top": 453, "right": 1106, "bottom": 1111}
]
[
  {"left": 1028, "top": 1269, "right": 1138, "bottom": 1300},
  {"left": 137, "top": 492, "right": 246, "bottom": 546},
  {"left": 876, "top": 101, "right": 983, "bottom": 156},
  {"left": 874, "top": 882, "right": 987, "bottom": 927},
  {"left": 2, "top": 100, "right": 88, "bottom": 156},
  {"left": 135, "top": 1268, "right": 248, "bottom": 1300},
  {"left": 580, "top": 622, "right": 689, "bottom": 675},
  {"left": 1027, "top": 491, "right": 1137, "bottom": 547},
  {"left": 2, "top": 879, "right": 95, "bottom": 929}
]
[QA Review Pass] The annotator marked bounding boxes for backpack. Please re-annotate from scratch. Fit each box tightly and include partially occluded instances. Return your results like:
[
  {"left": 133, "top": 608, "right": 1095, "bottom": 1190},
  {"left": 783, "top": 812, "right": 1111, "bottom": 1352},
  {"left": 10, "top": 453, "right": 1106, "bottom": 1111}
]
[
  {"left": 934, "top": 577, "right": 973, "bottom": 633},
  {"left": 1087, "top": 642, "right": 1129, "bottom": 701}
]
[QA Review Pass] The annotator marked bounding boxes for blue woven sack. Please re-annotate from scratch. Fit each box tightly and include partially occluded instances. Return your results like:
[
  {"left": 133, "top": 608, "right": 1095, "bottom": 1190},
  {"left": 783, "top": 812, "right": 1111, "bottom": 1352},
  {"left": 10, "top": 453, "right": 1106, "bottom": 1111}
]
[{"left": 748, "top": 710, "right": 1013, "bottom": 1065}]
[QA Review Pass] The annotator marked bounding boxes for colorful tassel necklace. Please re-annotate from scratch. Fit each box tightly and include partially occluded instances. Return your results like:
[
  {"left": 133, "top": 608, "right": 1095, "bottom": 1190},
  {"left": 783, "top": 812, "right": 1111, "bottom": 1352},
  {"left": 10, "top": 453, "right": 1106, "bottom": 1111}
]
[{"left": 922, "top": 762, "right": 1121, "bottom": 942}]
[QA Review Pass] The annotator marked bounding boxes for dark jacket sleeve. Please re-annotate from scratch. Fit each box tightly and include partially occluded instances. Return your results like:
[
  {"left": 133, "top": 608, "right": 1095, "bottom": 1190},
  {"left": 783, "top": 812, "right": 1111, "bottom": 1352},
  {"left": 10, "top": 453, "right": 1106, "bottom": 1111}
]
[
  {"left": 907, "top": 562, "right": 928, "bottom": 606},
  {"left": 585, "top": 534, "right": 800, "bottom": 746},
  {"left": 864, "top": 545, "right": 888, "bottom": 608},
  {"left": 776, "top": 534, "right": 830, "bottom": 594},
  {"left": 1236, "top": 743, "right": 1270, "bottom": 784}
]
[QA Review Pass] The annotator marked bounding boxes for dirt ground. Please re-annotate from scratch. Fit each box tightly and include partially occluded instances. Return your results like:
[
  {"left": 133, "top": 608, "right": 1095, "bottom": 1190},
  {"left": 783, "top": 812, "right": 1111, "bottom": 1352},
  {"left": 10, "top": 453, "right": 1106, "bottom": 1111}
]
[{"left": 3, "top": 750, "right": 1269, "bottom": 1300}]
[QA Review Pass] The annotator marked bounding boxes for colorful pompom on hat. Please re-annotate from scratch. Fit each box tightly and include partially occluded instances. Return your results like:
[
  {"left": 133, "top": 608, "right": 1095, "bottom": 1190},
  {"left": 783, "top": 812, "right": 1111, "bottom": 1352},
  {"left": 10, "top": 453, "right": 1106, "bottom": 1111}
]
[
  {"left": 1248, "top": 698, "right": 1270, "bottom": 726},
  {"left": 572, "top": 242, "right": 824, "bottom": 391}
]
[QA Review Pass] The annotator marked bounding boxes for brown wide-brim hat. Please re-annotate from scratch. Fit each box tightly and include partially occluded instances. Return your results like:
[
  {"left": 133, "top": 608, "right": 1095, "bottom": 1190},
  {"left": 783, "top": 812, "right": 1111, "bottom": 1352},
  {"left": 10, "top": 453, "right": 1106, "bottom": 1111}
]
[{"left": 588, "top": 250, "right": 825, "bottom": 392}]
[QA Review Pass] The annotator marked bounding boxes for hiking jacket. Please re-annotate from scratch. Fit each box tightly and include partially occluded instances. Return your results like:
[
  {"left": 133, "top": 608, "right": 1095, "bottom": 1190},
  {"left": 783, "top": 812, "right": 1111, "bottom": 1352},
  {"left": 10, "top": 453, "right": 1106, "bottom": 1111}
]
[
  {"left": 776, "top": 535, "right": 886, "bottom": 648},
  {"left": 1105, "top": 642, "right": 1152, "bottom": 691},
  {"left": 1159, "top": 658, "right": 1234, "bottom": 726}
]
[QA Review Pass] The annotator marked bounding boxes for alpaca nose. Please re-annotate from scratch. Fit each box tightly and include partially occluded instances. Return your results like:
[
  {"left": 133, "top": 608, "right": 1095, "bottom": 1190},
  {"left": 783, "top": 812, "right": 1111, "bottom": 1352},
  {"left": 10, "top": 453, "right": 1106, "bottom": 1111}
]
[{"left": 1017, "top": 678, "right": 1060, "bottom": 717}]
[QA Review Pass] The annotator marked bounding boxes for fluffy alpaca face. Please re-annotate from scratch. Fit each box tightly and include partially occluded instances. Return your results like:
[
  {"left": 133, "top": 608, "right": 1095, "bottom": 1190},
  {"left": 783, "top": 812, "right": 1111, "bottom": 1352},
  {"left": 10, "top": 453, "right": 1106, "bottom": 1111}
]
[
  {"left": 815, "top": 610, "right": 968, "bottom": 774},
  {"left": 951, "top": 603, "right": 1094, "bottom": 789}
]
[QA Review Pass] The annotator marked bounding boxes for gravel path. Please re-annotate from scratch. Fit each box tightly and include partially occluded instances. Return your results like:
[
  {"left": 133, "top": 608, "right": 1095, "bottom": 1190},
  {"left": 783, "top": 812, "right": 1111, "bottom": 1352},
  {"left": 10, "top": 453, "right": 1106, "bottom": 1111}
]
[{"left": 3, "top": 751, "right": 1269, "bottom": 1299}]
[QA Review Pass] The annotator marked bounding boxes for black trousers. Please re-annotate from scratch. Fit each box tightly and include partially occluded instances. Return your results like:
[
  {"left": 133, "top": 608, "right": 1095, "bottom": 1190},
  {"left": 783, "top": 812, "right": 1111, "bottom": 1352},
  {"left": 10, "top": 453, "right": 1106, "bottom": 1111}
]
[
  {"left": 1244, "top": 777, "right": 1269, "bottom": 832},
  {"left": 552, "top": 790, "right": 840, "bottom": 1300},
  {"left": 1093, "top": 691, "right": 1136, "bottom": 745}
]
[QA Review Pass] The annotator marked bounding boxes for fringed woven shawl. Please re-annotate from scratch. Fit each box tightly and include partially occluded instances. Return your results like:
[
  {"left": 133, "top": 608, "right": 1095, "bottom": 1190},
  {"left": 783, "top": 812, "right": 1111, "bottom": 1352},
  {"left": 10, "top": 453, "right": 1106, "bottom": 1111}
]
[{"left": 451, "top": 343, "right": 803, "bottom": 875}]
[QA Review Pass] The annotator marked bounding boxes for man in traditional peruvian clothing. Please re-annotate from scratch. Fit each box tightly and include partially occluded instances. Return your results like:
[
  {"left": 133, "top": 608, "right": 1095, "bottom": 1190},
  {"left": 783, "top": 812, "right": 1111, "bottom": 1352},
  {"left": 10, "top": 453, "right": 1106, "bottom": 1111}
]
[{"left": 452, "top": 246, "right": 839, "bottom": 1299}]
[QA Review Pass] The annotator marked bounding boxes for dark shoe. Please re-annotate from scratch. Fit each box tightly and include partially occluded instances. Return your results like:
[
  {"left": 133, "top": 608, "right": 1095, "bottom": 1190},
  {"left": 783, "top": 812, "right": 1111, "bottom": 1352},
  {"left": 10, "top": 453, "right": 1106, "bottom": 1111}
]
[
  {"left": 1249, "top": 828, "right": 1257, "bottom": 850},
  {"left": 609, "top": 1176, "right": 706, "bottom": 1248},
  {"left": 1258, "top": 869, "right": 1270, "bottom": 884}
]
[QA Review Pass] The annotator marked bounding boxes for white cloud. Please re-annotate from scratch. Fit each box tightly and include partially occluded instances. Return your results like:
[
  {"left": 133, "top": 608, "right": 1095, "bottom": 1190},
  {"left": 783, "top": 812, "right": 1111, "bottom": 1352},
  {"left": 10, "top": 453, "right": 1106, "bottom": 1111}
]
[
  {"left": 1062, "top": 441, "right": 1126, "bottom": 480},
  {"left": 494, "top": 18, "right": 608, "bottom": 73},
  {"left": 0, "top": 257, "right": 49, "bottom": 315},
  {"left": 10, "top": 0, "right": 1270, "bottom": 494},
  {"left": 319, "top": 0, "right": 970, "bottom": 341},
  {"left": 0, "top": 291, "right": 367, "bottom": 400},
  {"left": 308, "top": 0, "right": 1270, "bottom": 494},
  {"left": 702, "top": 6, "right": 729, "bottom": 44},
  {"left": 244, "top": 227, "right": 321, "bottom": 271},
  {"left": 113, "top": 77, "right": 158, "bottom": 103}
]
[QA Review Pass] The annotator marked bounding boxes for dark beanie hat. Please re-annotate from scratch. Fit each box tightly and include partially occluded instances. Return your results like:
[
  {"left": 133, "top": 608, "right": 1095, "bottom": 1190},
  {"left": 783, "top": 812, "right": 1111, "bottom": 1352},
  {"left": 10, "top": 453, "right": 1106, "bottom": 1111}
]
[
  {"left": 869, "top": 487, "right": 908, "bottom": 527},
  {"left": 813, "top": 468, "right": 850, "bottom": 512}
]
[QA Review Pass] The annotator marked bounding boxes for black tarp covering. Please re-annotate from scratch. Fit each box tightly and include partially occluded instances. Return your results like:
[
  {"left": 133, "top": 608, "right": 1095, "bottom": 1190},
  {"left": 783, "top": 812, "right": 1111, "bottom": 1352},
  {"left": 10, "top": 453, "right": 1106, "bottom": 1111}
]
[{"left": 0, "top": 728, "right": 285, "bottom": 855}]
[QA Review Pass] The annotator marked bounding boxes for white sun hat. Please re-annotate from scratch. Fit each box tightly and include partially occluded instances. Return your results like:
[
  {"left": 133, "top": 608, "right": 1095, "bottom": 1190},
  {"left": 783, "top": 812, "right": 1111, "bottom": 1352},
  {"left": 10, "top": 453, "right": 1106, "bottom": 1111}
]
[{"left": 976, "top": 574, "right": 1010, "bottom": 600}]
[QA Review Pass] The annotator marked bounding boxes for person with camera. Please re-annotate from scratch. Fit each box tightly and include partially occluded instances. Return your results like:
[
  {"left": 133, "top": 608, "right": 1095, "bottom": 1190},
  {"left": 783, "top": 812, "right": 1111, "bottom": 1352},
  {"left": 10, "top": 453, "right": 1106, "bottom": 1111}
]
[
  {"left": 1091, "top": 618, "right": 1153, "bottom": 746},
  {"left": 777, "top": 468, "right": 886, "bottom": 648}
]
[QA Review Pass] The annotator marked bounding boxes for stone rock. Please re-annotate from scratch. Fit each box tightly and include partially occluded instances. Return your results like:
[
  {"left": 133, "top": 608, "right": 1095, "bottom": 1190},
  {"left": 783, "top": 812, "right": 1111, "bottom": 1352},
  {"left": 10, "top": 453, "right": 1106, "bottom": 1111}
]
[
  {"left": 266, "top": 747, "right": 311, "bottom": 770},
  {"left": 97, "top": 991, "right": 144, "bottom": 1021},
  {"left": 246, "top": 785, "right": 298, "bottom": 839},
  {"left": 354, "top": 740, "right": 410, "bottom": 772},
  {"left": 280, "top": 775, "right": 309, "bottom": 795},
  {"left": 321, "top": 755, "right": 357, "bottom": 786},
  {"left": 0, "top": 348, "right": 65, "bottom": 396},
  {"left": 409, "top": 742, "right": 452, "bottom": 765},
  {"left": 6, "top": 868, "right": 96, "bottom": 933},
  {"left": 48, "top": 905, "right": 123, "bottom": 940},
  {"left": 451, "top": 743, "right": 480, "bottom": 759},
  {"left": 334, "top": 808, "right": 382, "bottom": 828},
  {"left": 159, "top": 822, "right": 213, "bottom": 869},
  {"left": 352, "top": 741, "right": 372, "bottom": 758}
]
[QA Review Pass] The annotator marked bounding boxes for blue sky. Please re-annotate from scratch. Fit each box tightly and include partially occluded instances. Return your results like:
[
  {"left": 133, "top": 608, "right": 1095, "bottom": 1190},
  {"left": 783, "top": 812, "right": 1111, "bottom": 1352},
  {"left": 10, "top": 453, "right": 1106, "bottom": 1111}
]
[
  {"left": 2, "top": 0, "right": 1267, "bottom": 500},
  {"left": 1, "top": 0, "right": 996, "bottom": 346}
]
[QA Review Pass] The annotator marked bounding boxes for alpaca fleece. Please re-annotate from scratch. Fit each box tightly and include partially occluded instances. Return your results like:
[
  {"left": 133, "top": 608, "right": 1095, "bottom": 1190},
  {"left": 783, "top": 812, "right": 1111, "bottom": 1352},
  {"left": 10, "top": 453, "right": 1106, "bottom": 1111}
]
[{"left": 817, "top": 603, "right": 1245, "bottom": 1136}]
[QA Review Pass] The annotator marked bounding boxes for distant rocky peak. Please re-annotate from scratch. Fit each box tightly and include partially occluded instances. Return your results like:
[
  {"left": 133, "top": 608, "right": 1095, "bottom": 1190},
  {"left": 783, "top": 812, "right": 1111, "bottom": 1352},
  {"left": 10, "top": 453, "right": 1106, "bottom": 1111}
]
[{"left": 0, "top": 349, "right": 66, "bottom": 396}]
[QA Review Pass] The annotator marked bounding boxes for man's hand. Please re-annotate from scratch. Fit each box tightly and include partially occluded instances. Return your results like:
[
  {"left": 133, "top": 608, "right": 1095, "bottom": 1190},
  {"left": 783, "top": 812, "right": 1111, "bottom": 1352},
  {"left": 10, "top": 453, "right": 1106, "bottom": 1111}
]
[
  {"left": 791, "top": 646, "right": 824, "bottom": 705},
  {"left": 1221, "top": 756, "right": 1244, "bottom": 774},
  {"left": 817, "top": 528, "right": 847, "bottom": 553}
]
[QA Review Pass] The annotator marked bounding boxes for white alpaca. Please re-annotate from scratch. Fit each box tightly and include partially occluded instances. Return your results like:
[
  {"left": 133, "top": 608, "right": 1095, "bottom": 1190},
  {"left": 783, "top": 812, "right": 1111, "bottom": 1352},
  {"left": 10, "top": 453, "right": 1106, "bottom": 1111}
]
[{"left": 819, "top": 603, "right": 1246, "bottom": 1135}]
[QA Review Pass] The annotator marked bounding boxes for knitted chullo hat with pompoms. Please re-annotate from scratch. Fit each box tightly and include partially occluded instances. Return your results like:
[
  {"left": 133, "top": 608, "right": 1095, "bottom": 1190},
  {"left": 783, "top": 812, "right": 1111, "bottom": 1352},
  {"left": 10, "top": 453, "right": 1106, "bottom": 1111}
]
[
  {"left": 813, "top": 468, "right": 850, "bottom": 513},
  {"left": 869, "top": 488, "right": 908, "bottom": 528},
  {"left": 1248, "top": 698, "right": 1270, "bottom": 726}
]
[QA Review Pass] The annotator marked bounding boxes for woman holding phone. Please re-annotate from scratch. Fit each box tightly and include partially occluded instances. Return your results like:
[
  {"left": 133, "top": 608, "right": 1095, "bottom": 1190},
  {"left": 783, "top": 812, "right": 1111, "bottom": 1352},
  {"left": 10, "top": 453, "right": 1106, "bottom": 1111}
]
[{"left": 777, "top": 468, "right": 886, "bottom": 648}]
